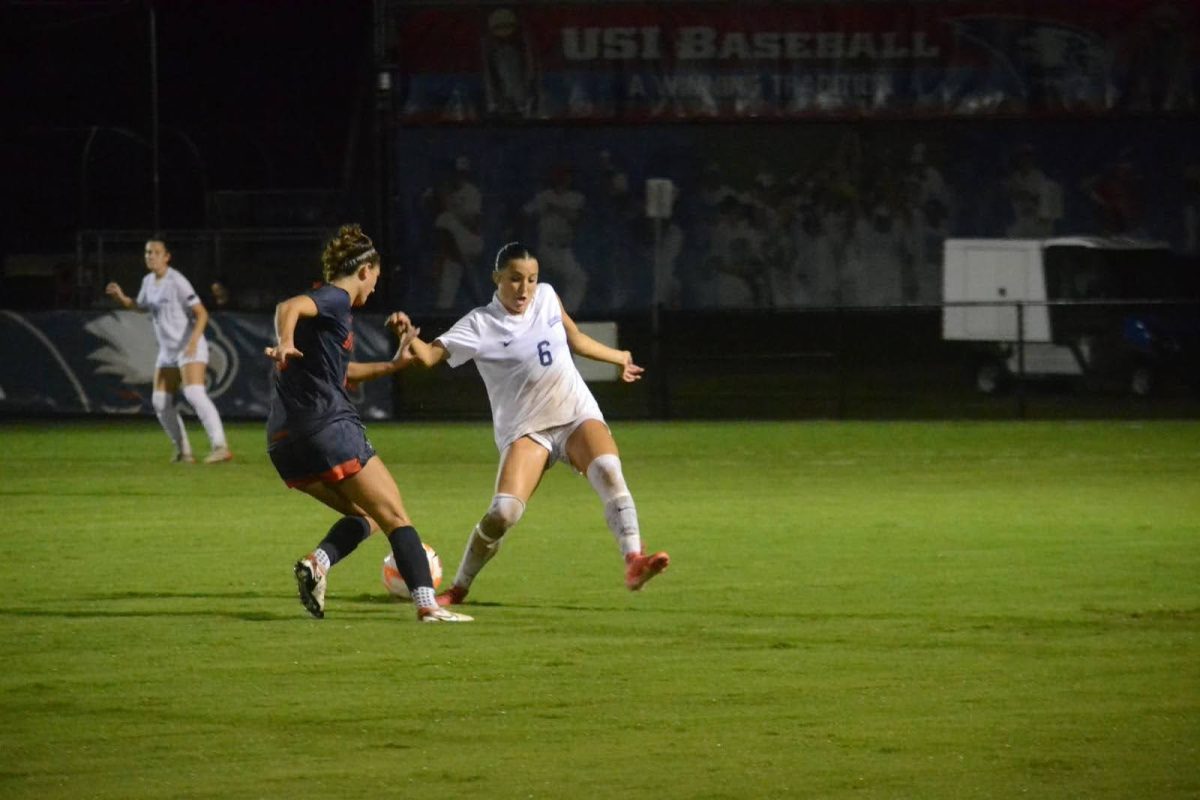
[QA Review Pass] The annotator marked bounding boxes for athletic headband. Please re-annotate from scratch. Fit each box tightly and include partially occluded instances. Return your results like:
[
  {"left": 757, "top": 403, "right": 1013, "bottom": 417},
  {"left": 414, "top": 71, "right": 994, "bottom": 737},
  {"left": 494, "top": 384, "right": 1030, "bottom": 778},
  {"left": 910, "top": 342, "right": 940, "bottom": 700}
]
[
  {"left": 344, "top": 247, "right": 378, "bottom": 269},
  {"left": 494, "top": 241, "right": 523, "bottom": 270}
]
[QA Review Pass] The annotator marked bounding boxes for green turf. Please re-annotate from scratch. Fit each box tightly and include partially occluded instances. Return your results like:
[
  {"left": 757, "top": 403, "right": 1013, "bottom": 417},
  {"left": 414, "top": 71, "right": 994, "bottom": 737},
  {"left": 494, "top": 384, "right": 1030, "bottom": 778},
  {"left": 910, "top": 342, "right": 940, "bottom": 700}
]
[{"left": 0, "top": 419, "right": 1197, "bottom": 799}]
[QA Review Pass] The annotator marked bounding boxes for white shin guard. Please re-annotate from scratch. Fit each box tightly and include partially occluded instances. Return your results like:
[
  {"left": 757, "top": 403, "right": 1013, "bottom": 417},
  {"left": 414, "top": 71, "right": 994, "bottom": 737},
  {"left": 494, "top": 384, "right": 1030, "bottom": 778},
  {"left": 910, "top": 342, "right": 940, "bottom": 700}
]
[
  {"left": 586, "top": 454, "right": 642, "bottom": 557},
  {"left": 455, "top": 494, "right": 525, "bottom": 589}
]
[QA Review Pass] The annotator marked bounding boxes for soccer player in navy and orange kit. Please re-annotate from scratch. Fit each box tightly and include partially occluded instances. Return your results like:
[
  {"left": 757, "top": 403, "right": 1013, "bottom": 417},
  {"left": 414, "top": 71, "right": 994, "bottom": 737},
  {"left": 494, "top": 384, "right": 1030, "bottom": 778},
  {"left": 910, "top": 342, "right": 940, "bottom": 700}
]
[{"left": 265, "top": 224, "right": 472, "bottom": 623}]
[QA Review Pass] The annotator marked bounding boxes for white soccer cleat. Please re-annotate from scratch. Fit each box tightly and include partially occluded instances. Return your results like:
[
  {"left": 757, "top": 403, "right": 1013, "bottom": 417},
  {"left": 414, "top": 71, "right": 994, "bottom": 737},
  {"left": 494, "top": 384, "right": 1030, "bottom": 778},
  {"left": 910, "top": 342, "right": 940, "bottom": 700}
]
[
  {"left": 294, "top": 556, "right": 327, "bottom": 619},
  {"left": 418, "top": 606, "right": 474, "bottom": 623},
  {"left": 203, "top": 446, "right": 234, "bottom": 464}
]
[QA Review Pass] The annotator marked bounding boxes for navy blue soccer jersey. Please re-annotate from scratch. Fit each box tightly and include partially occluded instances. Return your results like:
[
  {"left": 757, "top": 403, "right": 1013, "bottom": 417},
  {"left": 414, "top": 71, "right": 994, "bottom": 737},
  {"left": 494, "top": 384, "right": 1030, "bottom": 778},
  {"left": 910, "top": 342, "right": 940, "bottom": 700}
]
[{"left": 267, "top": 284, "right": 361, "bottom": 444}]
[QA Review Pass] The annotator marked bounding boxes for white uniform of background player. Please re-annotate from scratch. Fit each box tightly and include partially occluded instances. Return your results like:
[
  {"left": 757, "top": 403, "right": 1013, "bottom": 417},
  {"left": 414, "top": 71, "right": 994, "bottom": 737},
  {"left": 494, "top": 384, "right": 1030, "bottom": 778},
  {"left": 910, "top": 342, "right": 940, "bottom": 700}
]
[
  {"left": 399, "top": 243, "right": 670, "bottom": 604},
  {"left": 139, "top": 267, "right": 210, "bottom": 369},
  {"left": 105, "top": 238, "right": 231, "bottom": 463}
]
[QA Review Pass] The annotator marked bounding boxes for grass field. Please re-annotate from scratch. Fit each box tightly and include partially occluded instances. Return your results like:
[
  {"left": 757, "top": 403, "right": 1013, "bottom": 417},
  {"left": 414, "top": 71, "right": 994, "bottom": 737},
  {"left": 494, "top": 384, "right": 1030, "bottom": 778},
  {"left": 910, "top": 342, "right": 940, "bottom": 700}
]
[{"left": 1, "top": 419, "right": 1197, "bottom": 799}]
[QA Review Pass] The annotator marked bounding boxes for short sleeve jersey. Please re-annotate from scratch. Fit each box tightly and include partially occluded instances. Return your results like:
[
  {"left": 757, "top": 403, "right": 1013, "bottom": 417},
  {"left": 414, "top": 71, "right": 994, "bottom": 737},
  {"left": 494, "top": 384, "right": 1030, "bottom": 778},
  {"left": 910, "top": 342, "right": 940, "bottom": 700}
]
[
  {"left": 436, "top": 283, "right": 602, "bottom": 452},
  {"left": 266, "top": 284, "right": 361, "bottom": 443},
  {"left": 136, "top": 267, "right": 200, "bottom": 350}
]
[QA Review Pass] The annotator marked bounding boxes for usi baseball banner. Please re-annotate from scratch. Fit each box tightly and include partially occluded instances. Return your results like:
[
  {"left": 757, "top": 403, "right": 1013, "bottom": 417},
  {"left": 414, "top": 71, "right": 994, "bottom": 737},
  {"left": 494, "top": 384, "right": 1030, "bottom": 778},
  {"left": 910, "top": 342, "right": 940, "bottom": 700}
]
[{"left": 388, "top": 1, "right": 1198, "bottom": 122}]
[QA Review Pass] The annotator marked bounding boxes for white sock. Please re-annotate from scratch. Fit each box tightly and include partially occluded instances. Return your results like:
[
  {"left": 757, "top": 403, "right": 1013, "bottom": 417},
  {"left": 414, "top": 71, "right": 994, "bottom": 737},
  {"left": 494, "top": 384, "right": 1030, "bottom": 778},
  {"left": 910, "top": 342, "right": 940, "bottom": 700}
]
[
  {"left": 152, "top": 390, "right": 191, "bottom": 455},
  {"left": 605, "top": 495, "right": 641, "bottom": 557},
  {"left": 182, "top": 384, "right": 227, "bottom": 449},
  {"left": 412, "top": 586, "right": 436, "bottom": 609},
  {"left": 586, "top": 454, "right": 642, "bottom": 557},
  {"left": 454, "top": 525, "right": 501, "bottom": 590},
  {"left": 313, "top": 549, "right": 332, "bottom": 572}
]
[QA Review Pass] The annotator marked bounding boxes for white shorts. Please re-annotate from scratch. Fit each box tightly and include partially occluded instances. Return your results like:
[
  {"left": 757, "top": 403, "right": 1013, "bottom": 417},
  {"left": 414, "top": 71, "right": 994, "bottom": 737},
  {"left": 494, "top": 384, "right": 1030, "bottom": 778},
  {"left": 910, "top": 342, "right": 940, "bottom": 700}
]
[
  {"left": 156, "top": 336, "right": 209, "bottom": 369},
  {"left": 516, "top": 415, "right": 606, "bottom": 471}
]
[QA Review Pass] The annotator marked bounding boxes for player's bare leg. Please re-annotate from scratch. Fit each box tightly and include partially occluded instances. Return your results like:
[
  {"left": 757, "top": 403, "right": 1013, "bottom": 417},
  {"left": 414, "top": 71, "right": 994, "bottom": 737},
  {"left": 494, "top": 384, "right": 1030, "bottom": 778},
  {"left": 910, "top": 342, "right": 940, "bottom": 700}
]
[
  {"left": 335, "top": 457, "right": 471, "bottom": 622},
  {"left": 438, "top": 437, "right": 548, "bottom": 605}
]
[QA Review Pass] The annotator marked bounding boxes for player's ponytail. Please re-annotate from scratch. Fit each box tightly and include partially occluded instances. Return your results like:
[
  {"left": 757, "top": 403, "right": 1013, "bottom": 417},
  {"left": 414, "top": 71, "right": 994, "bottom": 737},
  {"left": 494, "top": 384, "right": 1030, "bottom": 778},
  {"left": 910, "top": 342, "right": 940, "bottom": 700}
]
[{"left": 322, "top": 224, "right": 379, "bottom": 282}]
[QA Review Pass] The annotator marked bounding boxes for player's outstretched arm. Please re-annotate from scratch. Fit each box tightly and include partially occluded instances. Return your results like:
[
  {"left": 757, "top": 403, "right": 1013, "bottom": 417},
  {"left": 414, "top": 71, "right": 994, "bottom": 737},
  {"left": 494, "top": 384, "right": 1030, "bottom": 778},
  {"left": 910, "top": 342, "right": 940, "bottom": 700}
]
[
  {"left": 387, "top": 313, "right": 450, "bottom": 369},
  {"left": 346, "top": 313, "right": 424, "bottom": 384},
  {"left": 104, "top": 282, "right": 138, "bottom": 310},
  {"left": 561, "top": 303, "right": 644, "bottom": 383},
  {"left": 264, "top": 294, "right": 317, "bottom": 366},
  {"left": 403, "top": 335, "right": 450, "bottom": 369}
]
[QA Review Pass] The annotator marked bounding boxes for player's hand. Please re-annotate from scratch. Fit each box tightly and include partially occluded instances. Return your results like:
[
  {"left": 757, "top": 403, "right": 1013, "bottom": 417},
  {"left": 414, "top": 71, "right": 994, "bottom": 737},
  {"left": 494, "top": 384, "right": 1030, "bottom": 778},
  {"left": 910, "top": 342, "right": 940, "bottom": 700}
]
[
  {"left": 398, "top": 323, "right": 421, "bottom": 353},
  {"left": 620, "top": 351, "right": 644, "bottom": 383},
  {"left": 385, "top": 312, "right": 413, "bottom": 337},
  {"left": 264, "top": 343, "right": 303, "bottom": 366},
  {"left": 185, "top": 341, "right": 198, "bottom": 359},
  {"left": 390, "top": 345, "right": 417, "bottom": 372},
  {"left": 104, "top": 282, "right": 124, "bottom": 300}
]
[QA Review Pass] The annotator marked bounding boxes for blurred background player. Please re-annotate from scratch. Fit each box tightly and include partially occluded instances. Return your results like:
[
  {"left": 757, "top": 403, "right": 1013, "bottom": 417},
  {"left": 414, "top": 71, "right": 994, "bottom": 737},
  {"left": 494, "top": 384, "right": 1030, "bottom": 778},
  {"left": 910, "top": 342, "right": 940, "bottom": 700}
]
[
  {"left": 105, "top": 236, "right": 232, "bottom": 464},
  {"left": 265, "top": 223, "right": 472, "bottom": 624},
  {"left": 396, "top": 241, "right": 669, "bottom": 605}
]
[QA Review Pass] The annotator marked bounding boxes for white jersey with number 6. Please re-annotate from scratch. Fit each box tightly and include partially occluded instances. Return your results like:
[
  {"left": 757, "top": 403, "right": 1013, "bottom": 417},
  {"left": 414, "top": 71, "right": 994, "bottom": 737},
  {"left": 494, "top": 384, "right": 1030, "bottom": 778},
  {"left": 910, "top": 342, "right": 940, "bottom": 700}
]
[{"left": 436, "top": 282, "right": 603, "bottom": 453}]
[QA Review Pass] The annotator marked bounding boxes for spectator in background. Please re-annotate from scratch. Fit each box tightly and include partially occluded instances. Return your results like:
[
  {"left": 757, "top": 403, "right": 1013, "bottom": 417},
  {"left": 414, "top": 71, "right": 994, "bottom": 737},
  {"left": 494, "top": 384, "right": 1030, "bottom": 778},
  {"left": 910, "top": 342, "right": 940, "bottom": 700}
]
[
  {"left": 685, "top": 252, "right": 754, "bottom": 309},
  {"left": 903, "top": 195, "right": 951, "bottom": 305},
  {"left": 748, "top": 170, "right": 800, "bottom": 308},
  {"left": 482, "top": 7, "right": 541, "bottom": 119},
  {"left": 904, "top": 143, "right": 953, "bottom": 231},
  {"left": 785, "top": 185, "right": 824, "bottom": 306},
  {"left": 706, "top": 195, "right": 767, "bottom": 306},
  {"left": 856, "top": 202, "right": 907, "bottom": 307},
  {"left": 590, "top": 150, "right": 639, "bottom": 311},
  {"left": 1004, "top": 144, "right": 1062, "bottom": 238},
  {"left": 431, "top": 156, "right": 485, "bottom": 309},
  {"left": 1181, "top": 164, "right": 1199, "bottom": 257},
  {"left": 104, "top": 235, "right": 232, "bottom": 464},
  {"left": 1082, "top": 150, "right": 1145, "bottom": 237},
  {"left": 642, "top": 208, "right": 685, "bottom": 310},
  {"left": 207, "top": 275, "right": 239, "bottom": 312},
  {"left": 522, "top": 165, "right": 589, "bottom": 312},
  {"left": 1119, "top": 1, "right": 1195, "bottom": 113},
  {"left": 820, "top": 201, "right": 866, "bottom": 306},
  {"left": 697, "top": 162, "right": 737, "bottom": 216}
]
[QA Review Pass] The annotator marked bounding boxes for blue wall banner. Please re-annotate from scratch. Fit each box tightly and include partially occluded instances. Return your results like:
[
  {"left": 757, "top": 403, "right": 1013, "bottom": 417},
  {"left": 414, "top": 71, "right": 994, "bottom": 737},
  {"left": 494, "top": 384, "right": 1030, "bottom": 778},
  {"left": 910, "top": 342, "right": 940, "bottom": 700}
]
[{"left": 0, "top": 311, "right": 398, "bottom": 419}]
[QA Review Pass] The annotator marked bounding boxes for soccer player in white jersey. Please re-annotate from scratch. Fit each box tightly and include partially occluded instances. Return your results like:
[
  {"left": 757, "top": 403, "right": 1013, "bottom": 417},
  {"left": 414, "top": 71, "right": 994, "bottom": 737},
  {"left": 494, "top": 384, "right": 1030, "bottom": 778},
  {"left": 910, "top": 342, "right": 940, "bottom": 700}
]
[
  {"left": 397, "top": 241, "right": 669, "bottom": 605},
  {"left": 105, "top": 236, "right": 232, "bottom": 464}
]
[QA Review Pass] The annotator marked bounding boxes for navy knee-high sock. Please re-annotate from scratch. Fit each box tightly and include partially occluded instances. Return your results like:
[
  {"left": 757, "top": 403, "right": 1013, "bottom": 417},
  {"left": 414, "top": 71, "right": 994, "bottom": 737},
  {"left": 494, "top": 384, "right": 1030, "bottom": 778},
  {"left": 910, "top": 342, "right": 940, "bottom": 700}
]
[
  {"left": 318, "top": 516, "right": 372, "bottom": 567},
  {"left": 386, "top": 526, "right": 433, "bottom": 590}
]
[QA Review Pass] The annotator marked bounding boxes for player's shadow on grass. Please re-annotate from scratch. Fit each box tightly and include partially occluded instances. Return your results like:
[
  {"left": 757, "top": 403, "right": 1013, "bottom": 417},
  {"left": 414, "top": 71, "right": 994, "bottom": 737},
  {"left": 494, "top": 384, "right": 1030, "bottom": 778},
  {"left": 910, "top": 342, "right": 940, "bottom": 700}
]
[
  {"left": 342, "top": 593, "right": 633, "bottom": 614},
  {"left": 5, "top": 590, "right": 319, "bottom": 622},
  {"left": 344, "top": 592, "right": 507, "bottom": 609},
  {"left": 0, "top": 606, "right": 295, "bottom": 623}
]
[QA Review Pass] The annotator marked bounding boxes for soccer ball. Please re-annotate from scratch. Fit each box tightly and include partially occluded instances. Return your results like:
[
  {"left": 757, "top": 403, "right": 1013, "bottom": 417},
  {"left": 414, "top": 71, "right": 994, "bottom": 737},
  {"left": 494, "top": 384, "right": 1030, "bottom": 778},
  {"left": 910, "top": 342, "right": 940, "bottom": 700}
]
[{"left": 381, "top": 544, "right": 442, "bottom": 599}]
